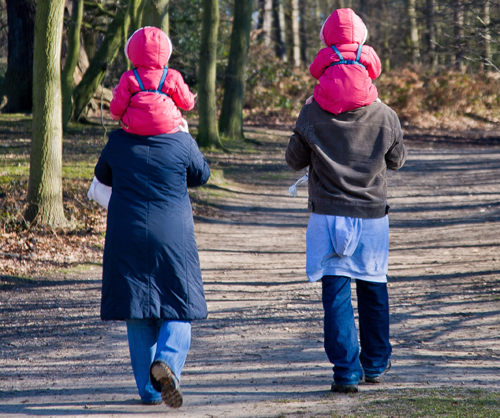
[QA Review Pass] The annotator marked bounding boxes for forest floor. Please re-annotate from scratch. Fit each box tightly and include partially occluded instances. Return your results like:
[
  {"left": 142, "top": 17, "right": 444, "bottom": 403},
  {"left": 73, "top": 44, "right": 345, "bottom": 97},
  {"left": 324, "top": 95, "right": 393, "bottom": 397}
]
[{"left": 1, "top": 122, "right": 500, "bottom": 417}]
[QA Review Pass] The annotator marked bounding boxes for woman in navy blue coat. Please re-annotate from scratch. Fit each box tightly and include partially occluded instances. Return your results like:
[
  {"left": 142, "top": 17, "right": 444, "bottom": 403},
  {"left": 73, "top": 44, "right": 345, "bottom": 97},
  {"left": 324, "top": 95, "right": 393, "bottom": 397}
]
[{"left": 95, "top": 128, "right": 210, "bottom": 407}]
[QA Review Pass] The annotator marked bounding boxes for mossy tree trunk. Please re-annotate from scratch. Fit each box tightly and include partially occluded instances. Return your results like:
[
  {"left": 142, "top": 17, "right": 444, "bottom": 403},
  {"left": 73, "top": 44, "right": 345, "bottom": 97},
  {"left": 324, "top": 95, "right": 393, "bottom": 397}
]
[
  {"left": 197, "top": 0, "right": 220, "bottom": 148},
  {"left": 219, "top": 0, "right": 252, "bottom": 141},
  {"left": 25, "top": 0, "right": 67, "bottom": 227},
  {"left": 61, "top": 0, "right": 84, "bottom": 129},
  {"left": 1, "top": 0, "right": 36, "bottom": 113},
  {"left": 142, "top": 0, "right": 169, "bottom": 35},
  {"left": 72, "top": 1, "right": 131, "bottom": 122}
]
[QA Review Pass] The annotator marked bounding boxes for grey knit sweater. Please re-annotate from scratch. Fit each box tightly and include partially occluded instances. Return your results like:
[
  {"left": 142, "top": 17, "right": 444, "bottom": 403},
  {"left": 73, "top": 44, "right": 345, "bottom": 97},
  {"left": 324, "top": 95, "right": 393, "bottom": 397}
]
[{"left": 286, "top": 101, "right": 407, "bottom": 218}]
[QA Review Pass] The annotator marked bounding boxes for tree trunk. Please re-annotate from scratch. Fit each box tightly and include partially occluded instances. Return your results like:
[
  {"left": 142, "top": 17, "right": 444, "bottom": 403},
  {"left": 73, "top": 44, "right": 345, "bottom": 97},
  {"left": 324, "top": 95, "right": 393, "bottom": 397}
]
[
  {"left": 197, "top": 0, "right": 220, "bottom": 148},
  {"left": 61, "top": 0, "right": 84, "bottom": 129},
  {"left": 482, "top": 1, "right": 491, "bottom": 72},
  {"left": 129, "top": 0, "right": 147, "bottom": 34},
  {"left": 298, "top": 0, "right": 308, "bottom": 66},
  {"left": 263, "top": 0, "right": 272, "bottom": 47},
  {"left": 454, "top": 0, "right": 465, "bottom": 72},
  {"left": 278, "top": 0, "right": 287, "bottom": 62},
  {"left": 25, "top": 0, "right": 66, "bottom": 227},
  {"left": 1, "top": 0, "right": 36, "bottom": 113},
  {"left": 272, "top": 0, "right": 286, "bottom": 60},
  {"left": 291, "top": 0, "right": 300, "bottom": 67},
  {"left": 83, "top": 30, "right": 98, "bottom": 61},
  {"left": 219, "top": 0, "right": 252, "bottom": 141},
  {"left": 72, "top": 1, "right": 131, "bottom": 122},
  {"left": 381, "top": 0, "right": 390, "bottom": 73},
  {"left": 407, "top": 0, "right": 420, "bottom": 65},
  {"left": 142, "top": 0, "right": 169, "bottom": 35},
  {"left": 426, "top": 0, "right": 437, "bottom": 72}
]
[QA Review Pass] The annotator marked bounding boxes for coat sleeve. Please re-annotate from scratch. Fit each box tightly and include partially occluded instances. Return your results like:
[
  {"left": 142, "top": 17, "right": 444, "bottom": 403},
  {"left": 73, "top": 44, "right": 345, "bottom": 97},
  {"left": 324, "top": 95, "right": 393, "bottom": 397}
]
[
  {"left": 109, "top": 73, "right": 132, "bottom": 120},
  {"left": 285, "top": 127, "right": 311, "bottom": 172},
  {"left": 385, "top": 115, "right": 407, "bottom": 171},
  {"left": 309, "top": 48, "right": 331, "bottom": 80},
  {"left": 168, "top": 69, "right": 195, "bottom": 111},
  {"left": 94, "top": 140, "right": 113, "bottom": 187},
  {"left": 187, "top": 136, "right": 211, "bottom": 187},
  {"left": 362, "top": 46, "right": 382, "bottom": 80}
]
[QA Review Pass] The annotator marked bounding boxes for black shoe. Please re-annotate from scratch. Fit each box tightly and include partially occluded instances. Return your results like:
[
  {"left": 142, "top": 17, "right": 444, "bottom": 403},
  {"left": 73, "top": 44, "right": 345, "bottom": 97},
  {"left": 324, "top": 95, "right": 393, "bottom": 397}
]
[
  {"left": 331, "top": 383, "right": 359, "bottom": 393},
  {"left": 150, "top": 361, "right": 183, "bottom": 408},
  {"left": 365, "top": 360, "right": 391, "bottom": 384}
]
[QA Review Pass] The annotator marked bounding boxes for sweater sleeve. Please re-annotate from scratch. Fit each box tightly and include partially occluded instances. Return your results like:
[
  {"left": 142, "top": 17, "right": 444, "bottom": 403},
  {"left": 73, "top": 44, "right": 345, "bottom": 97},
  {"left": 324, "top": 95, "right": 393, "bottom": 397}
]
[
  {"left": 286, "top": 108, "right": 312, "bottom": 172},
  {"left": 168, "top": 69, "right": 195, "bottom": 111},
  {"left": 385, "top": 115, "right": 407, "bottom": 171},
  {"left": 109, "top": 73, "right": 132, "bottom": 120},
  {"left": 362, "top": 46, "right": 382, "bottom": 80}
]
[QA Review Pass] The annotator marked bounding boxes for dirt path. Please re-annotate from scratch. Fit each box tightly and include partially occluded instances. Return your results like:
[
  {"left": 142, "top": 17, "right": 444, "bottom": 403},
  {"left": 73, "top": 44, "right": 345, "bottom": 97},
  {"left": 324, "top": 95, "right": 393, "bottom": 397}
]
[{"left": 1, "top": 128, "right": 500, "bottom": 417}]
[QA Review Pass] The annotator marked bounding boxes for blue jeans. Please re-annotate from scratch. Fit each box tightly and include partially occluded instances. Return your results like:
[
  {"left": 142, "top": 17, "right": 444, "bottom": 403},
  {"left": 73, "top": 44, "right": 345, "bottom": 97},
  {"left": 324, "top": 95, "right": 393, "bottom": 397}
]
[
  {"left": 322, "top": 276, "right": 391, "bottom": 385},
  {"left": 126, "top": 319, "right": 191, "bottom": 403}
]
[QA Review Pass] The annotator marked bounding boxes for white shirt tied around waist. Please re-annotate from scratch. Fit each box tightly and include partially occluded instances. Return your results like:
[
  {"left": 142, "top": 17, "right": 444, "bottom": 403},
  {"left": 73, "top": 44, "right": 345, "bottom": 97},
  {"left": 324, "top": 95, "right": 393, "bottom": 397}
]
[{"left": 306, "top": 213, "right": 389, "bottom": 283}]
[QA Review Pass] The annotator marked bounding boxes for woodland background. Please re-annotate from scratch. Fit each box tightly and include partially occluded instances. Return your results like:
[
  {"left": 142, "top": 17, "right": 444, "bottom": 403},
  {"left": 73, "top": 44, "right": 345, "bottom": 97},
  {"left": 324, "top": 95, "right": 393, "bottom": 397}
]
[
  {"left": 1, "top": 0, "right": 500, "bottom": 129},
  {"left": 1, "top": 0, "right": 500, "bottom": 278}
]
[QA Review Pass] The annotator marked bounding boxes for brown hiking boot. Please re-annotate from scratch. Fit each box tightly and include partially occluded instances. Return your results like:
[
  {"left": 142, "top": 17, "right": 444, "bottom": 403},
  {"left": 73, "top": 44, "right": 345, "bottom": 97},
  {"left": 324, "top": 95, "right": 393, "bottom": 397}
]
[{"left": 150, "top": 361, "right": 183, "bottom": 408}]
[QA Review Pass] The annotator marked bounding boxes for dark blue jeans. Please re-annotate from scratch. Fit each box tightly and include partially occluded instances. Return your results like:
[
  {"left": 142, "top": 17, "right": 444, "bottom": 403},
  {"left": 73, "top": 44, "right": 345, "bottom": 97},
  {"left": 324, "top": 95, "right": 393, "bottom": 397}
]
[{"left": 322, "top": 275, "right": 391, "bottom": 385}]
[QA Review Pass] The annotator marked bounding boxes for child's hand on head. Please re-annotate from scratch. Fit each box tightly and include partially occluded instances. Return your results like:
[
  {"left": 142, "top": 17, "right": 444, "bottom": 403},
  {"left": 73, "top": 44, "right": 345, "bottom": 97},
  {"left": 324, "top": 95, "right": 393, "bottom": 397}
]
[{"left": 305, "top": 95, "right": 314, "bottom": 105}]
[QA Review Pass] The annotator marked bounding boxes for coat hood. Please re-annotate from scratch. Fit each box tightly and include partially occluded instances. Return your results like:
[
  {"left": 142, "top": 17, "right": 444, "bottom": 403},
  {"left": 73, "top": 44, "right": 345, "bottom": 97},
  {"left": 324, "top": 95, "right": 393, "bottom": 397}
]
[
  {"left": 320, "top": 8, "right": 367, "bottom": 47},
  {"left": 124, "top": 26, "right": 172, "bottom": 68}
]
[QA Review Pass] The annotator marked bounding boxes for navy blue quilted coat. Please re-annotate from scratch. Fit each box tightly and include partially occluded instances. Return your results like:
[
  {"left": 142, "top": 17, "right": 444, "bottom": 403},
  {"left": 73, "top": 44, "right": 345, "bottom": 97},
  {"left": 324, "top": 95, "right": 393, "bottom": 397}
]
[{"left": 95, "top": 129, "right": 210, "bottom": 321}]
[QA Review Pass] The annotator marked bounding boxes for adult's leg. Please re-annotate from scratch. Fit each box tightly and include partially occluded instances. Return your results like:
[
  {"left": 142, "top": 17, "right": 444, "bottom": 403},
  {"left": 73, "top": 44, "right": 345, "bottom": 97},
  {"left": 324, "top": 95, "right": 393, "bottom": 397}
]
[
  {"left": 356, "top": 279, "right": 392, "bottom": 377},
  {"left": 150, "top": 320, "right": 191, "bottom": 408},
  {"left": 126, "top": 319, "right": 162, "bottom": 404},
  {"left": 153, "top": 320, "right": 192, "bottom": 380},
  {"left": 322, "top": 275, "right": 363, "bottom": 385}
]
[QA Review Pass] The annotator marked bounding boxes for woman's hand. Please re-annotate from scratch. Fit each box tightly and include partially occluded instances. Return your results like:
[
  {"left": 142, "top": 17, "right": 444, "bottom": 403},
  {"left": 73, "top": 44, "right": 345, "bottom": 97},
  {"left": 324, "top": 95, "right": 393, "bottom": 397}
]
[{"left": 305, "top": 95, "right": 314, "bottom": 105}]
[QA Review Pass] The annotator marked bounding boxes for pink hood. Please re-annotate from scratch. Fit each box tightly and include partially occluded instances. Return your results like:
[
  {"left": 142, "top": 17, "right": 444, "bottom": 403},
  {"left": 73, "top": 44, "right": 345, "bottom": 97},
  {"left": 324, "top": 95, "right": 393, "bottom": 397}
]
[
  {"left": 124, "top": 26, "right": 172, "bottom": 69},
  {"left": 320, "top": 8, "right": 367, "bottom": 47}
]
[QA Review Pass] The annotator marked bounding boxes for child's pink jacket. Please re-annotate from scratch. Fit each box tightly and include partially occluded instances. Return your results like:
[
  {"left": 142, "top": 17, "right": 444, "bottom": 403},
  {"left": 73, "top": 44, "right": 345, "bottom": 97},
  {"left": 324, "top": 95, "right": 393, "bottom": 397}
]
[
  {"left": 310, "top": 8, "right": 381, "bottom": 115},
  {"left": 110, "top": 27, "right": 195, "bottom": 136}
]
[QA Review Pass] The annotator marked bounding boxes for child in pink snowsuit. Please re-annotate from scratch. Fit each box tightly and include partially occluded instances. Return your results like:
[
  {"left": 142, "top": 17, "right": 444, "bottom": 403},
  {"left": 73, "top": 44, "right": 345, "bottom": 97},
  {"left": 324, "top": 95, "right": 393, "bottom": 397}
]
[
  {"left": 110, "top": 26, "right": 195, "bottom": 136},
  {"left": 309, "top": 8, "right": 381, "bottom": 115}
]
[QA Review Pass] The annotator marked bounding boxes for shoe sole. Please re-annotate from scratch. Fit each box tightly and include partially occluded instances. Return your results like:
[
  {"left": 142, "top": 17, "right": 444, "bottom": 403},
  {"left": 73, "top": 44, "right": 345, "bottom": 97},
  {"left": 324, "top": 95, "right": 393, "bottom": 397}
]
[{"left": 150, "top": 363, "right": 183, "bottom": 408}]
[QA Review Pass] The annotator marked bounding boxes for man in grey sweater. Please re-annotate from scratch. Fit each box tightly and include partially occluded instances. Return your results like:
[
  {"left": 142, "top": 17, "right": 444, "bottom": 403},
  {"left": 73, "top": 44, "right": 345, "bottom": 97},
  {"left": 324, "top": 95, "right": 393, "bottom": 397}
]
[{"left": 286, "top": 100, "right": 407, "bottom": 393}]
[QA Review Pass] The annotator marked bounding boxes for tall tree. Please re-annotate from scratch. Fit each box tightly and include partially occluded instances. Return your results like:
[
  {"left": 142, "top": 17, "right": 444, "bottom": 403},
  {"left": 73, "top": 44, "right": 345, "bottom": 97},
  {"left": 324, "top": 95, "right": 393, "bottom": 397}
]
[
  {"left": 197, "top": 0, "right": 220, "bottom": 148},
  {"left": 260, "top": 0, "right": 273, "bottom": 47},
  {"left": 72, "top": 1, "right": 131, "bottom": 122},
  {"left": 426, "top": 0, "right": 437, "bottom": 72},
  {"left": 275, "top": 0, "right": 287, "bottom": 61},
  {"left": 291, "top": 0, "right": 301, "bottom": 66},
  {"left": 453, "top": 0, "right": 465, "bottom": 72},
  {"left": 219, "top": 0, "right": 252, "bottom": 140},
  {"left": 407, "top": 0, "right": 420, "bottom": 65},
  {"left": 482, "top": 0, "right": 492, "bottom": 71},
  {"left": 299, "top": 0, "right": 308, "bottom": 65},
  {"left": 142, "top": 0, "right": 170, "bottom": 35},
  {"left": 61, "top": 0, "right": 84, "bottom": 129},
  {"left": 26, "top": 0, "right": 66, "bottom": 226},
  {"left": 129, "top": 0, "right": 147, "bottom": 34},
  {"left": 1, "top": 0, "right": 36, "bottom": 113}
]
